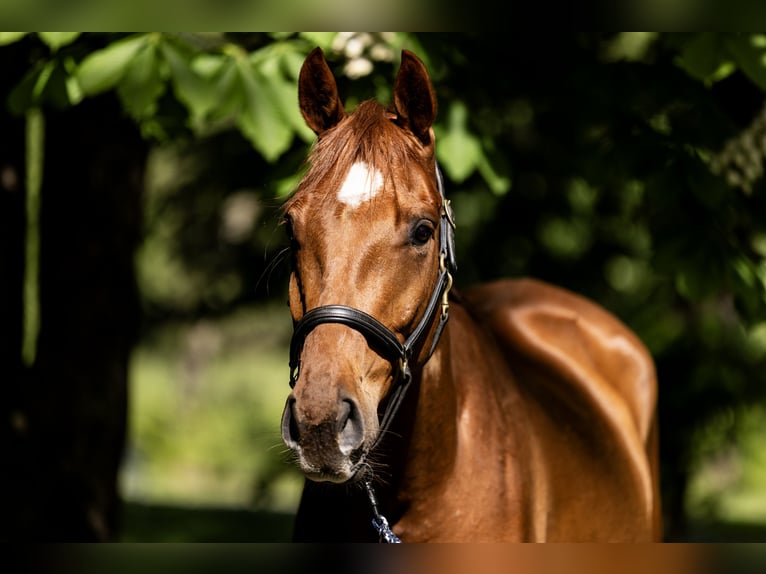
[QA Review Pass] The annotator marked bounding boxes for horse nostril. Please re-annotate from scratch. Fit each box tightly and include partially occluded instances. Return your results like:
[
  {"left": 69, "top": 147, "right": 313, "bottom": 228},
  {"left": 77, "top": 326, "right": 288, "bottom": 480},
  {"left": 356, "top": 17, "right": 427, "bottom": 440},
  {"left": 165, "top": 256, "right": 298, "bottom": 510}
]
[
  {"left": 281, "top": 398, "right": 301, "bottom": 447},
  {"left": 337, "top": 398, "right": 364, "bottom": 454}
]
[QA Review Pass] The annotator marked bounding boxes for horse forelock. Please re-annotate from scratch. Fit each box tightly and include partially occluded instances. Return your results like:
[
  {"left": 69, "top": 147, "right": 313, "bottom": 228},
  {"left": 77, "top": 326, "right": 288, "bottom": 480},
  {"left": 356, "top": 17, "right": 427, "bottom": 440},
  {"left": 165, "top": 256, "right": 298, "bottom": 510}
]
[{"left": 284, "top": 100, "right": 433, "bottom": 215}]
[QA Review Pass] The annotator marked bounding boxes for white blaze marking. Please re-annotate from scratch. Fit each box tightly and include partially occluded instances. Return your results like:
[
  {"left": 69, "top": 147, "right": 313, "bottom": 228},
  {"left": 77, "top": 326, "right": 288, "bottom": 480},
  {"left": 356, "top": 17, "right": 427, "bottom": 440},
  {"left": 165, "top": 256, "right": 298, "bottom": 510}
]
[{"left": 337, "top": 162, "right": 383, "bottom": 208}]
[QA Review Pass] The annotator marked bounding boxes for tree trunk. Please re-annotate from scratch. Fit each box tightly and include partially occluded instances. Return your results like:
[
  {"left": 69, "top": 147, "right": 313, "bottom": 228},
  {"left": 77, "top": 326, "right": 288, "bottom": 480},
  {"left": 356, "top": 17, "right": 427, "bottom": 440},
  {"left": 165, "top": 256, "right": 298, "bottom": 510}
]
[{"left": 1, "top": 93, "right": 146, "bottom": 541}]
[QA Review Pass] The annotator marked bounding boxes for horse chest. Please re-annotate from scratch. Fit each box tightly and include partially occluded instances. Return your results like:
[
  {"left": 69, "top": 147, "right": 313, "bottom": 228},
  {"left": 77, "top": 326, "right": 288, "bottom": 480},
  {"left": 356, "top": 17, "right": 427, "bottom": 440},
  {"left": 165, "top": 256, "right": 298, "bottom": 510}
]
[
  {"left": 393, "top": 469, "right": 527, "bottom": 542},
  {"left": 393, "top": 397, "right": 530, "bottom": 541}
]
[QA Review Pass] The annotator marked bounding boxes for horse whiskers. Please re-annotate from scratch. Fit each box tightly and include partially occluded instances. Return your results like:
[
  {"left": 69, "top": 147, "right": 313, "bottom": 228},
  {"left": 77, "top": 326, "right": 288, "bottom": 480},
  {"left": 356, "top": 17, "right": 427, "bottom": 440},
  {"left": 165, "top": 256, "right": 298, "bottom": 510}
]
[
  {"left": 271, "top": 441, "right": 301, "bottom": 465},
  {"left": 370, "top": 426, "right": 404, "bottom": 448},
  {"left": 355, "top": 449, "right": 391, "bottom": 486},
  {"left": 269, "top": 444, "right": 298, "bottom": 461},
  {"left": 255, "top": 246, "right": 290, "bottom": 295}
]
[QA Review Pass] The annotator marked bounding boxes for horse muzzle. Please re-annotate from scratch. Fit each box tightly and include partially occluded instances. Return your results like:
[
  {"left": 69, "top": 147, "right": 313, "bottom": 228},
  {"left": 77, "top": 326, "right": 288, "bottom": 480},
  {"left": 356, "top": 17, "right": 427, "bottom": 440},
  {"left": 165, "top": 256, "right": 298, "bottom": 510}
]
[{"left": 281, "top": 393, "right": 371, "bottom": 483}]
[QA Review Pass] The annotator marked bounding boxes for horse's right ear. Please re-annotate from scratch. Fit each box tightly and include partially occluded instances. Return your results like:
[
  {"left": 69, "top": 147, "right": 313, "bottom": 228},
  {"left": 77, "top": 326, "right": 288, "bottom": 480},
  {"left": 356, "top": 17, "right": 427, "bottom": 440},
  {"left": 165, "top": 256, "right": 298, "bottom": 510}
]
[{"left": 299, "top": 47, "right": 346, "bottom": 135}]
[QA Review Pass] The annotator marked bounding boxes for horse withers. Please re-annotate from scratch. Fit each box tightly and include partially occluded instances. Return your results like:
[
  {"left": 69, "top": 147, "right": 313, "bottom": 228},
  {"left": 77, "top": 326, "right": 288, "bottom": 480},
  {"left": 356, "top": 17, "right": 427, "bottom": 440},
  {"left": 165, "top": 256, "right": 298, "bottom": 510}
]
[{"left": 279, "top": 47, "right": 661, "bottom": 542}]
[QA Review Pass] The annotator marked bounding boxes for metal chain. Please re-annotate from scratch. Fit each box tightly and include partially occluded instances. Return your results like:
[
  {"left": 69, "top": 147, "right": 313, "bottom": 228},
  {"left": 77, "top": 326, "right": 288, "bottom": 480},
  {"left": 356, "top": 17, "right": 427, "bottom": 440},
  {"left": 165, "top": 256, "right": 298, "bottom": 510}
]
[{"left": 364, "top": 480, "right": 401, "bottom": 543}]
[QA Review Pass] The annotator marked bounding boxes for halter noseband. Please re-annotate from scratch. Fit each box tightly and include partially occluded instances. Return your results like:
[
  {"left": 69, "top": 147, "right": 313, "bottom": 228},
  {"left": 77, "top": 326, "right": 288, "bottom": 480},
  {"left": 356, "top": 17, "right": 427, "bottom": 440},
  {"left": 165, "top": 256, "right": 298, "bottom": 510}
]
[{"left": 287, "top": 164, "right": 456, "bottom": 447}]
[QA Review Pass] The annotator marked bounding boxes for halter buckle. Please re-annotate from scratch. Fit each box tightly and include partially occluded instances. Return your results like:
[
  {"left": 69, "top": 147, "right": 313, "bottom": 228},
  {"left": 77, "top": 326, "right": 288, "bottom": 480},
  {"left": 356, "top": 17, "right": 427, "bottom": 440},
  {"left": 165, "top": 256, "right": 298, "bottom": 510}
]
[
  {"left": 442, "top": 198, "right": 456, "bottom": 230},
  {"left": 399, "top": 357, "right": 409, "bottom": 380},
  {"left": 439, "top": 252, "right": 453, "bottom": 318}
]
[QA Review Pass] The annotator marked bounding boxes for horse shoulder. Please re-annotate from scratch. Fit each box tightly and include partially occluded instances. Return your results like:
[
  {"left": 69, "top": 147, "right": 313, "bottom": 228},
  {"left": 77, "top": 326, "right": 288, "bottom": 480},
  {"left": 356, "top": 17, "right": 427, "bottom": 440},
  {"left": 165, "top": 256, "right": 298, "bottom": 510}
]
[{"left": 459, "top": 277, "right": 660, "bottom": 541}]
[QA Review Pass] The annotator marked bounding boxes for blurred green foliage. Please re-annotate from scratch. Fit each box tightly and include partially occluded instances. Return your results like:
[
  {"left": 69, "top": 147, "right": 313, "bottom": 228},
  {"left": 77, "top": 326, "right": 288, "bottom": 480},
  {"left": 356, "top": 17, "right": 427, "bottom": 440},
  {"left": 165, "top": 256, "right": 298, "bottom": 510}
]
[
  {"left": 5, "top": 32, "right": 766, "bottom": 539},
  {"left": 123, "top": 305, "right": 301, "bottom": 511}
]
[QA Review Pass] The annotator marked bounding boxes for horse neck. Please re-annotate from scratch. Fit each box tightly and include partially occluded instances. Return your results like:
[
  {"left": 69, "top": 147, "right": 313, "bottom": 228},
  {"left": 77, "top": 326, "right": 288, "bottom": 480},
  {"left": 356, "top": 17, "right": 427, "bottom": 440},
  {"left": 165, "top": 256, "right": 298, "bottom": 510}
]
[{"left": 383, "top": 319, "right": 459, "bottom": 503}]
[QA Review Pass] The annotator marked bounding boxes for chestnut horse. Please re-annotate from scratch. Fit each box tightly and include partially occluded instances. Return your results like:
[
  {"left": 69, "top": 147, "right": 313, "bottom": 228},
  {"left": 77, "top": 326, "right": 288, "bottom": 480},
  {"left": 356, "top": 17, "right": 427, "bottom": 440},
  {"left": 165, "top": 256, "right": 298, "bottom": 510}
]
[{"left": 279, "top": 47, "right": 661, "bottom": 542}]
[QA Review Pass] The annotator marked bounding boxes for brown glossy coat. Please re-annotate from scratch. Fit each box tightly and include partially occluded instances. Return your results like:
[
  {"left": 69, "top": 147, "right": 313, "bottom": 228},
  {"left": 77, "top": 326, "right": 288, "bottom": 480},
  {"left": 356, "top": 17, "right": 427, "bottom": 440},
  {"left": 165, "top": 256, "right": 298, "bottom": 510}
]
[{"left": 280, "top": 48, "right": 661, "bottom": 542}]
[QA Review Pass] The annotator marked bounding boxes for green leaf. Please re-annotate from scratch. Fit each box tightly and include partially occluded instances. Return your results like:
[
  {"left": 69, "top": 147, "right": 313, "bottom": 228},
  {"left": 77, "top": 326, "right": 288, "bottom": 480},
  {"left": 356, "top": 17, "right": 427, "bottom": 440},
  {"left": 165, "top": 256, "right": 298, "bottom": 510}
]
[
  {"left": 117, "top": 43, "right": 166, "bottom": 119},
  {"left": 62, "top": 55, "right": 83, "bottom": 106},
  {"left": 477, "top": 153, "right": 511, "bottom": 195},
  {"left": 297, "top": 32, "right": 337, "bottom": 51},
  {"left": 281, "top": 47, "right": 308, "bottom": 80},
  {"left": 677, "top": 33, "right": 722, "bottom": 82},
  {"left": 43, "top": 58, "right": 77, "bottom": 109},
  {"left": 31, "top": 60, "right": 55, "bottom": 101},
  {"left": 0, "top": 32, "right": 27, "bottom": 46},
  {"left": 436, "top": 101, "right": 482, "bottom": 183},
  {"left": 237, "top": 60, "right": 293, "bottom": 162},
  {"left": 207, "top": 59, "right": 243, "bottom": 123},
  {"left": 76, "top": 34, "right": 148, "bottom": 96},
  {"left": 37, "top": 32, "right": 81, "bottom": 51},
  {"left": 724, "top": 34, "right": 766, "bottom": 91},
  {"left": 6, "top": 59, "right": 73, "bottom": 114},
  {"left": 274, "top": 172, "right": 304, "bottom": 198},
  {"left": 7, "top": 63, "right": 44, "bottom": 115},
  {"left": 260, "top": 56, "right": 314, "bottom": 143},
  {"left": 191, "top": 53, "right": 227, "bottom": 79},
  {"left": 438, "top": 131, "right": 482, "bottom": 183},
  {"left": 161, "top": 42, "right": 218, "bottom": 127}
]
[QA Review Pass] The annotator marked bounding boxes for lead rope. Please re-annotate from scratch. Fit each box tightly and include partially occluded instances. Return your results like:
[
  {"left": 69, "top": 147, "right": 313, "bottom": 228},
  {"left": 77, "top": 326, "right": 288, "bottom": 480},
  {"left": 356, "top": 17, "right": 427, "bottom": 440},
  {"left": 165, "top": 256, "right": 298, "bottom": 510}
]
[{"left": 364, "top": 480, "right": 401, "bottom": 543}]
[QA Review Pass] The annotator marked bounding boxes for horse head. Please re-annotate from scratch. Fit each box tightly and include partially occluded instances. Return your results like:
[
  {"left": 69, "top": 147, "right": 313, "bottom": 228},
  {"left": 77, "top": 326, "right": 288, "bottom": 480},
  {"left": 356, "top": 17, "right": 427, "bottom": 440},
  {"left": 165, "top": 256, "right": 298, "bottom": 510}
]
[{"left": 280, "top": 48, "right": 452, "bottom": 484}]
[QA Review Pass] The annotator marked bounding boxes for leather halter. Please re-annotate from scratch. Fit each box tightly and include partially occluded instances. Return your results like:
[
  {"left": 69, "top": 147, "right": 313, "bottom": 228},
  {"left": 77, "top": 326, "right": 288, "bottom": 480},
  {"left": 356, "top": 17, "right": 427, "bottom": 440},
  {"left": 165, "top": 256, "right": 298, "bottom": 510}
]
[{"left": 288, "top": 164, "right": 456, "bottom": 447}]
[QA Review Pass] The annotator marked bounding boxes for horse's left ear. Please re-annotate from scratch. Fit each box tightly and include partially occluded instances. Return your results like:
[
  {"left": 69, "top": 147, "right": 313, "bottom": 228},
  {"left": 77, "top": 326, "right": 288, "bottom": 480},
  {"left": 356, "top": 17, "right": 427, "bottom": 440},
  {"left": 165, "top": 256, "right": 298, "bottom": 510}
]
[
  {"left": 393, "top": 50, "right": 437, "bottom": 146},
  {"left": 299, "top": 47, "right": 346, "bottom": 135}
]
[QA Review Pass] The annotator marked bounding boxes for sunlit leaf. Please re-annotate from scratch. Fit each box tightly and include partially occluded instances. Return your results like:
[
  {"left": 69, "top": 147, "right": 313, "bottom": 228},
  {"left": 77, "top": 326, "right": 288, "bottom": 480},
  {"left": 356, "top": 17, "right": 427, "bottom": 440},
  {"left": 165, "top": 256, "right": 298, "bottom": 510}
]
[
  {"left": 0, "top": 32, "right": 27, "bottom": 45},
  {"left": 281, "top": 47, "right": 308, "bottom": 80},
  {"left": 6, "top": 59, "right": 71, "bottom": 114},
  {"left": 260, "top": 56, "right": 314, "bottom": 143},
  {"left": 117, "top": 43, "right": 166, "bottom": 120},
  {"left": 208, "top": 59, "right": 243, "bottom": 122},
  {"left": 677, "top": 33, "right": 723, "bottom": 82},
  {"left": 436, "top": 101, "right": 482, "bottom": 183},
  {"left": 161, "top": 42, "right": 218, "bottom": 126},
  {"left": 477, "top": 153, "right": 511, "bottom": 195},
  {"left": 44, "top": 58, "right": 77, "bottom": 109},
  {"left": 237, "top": 61, "right": 294, "bottom": 162},
  {"left": 32, "top": 60, "right": 56, "bottom": 100},
  {"left": 76, "top": 34, "right": 148, "bottom": 96},
  {"left": 438, "top": 131, "right": 482, "bottom": 183},
  {"left": 298, "top": 32, "right": 337, "bottom": 51},
  {"left": 37, "top": 32, "right": 81, "bottom": 51},
  {"left": 724, "top": 34, "right": 766, "bottom": 91},
  {"left": 7, "top": 63, "right": 44, "bottom": 115},
  {"left": 191, "top": 53, "right": 227, "bottom": 78},
  {"left": 274, "top": 172, "right": 303, "bottom": 198},
  {"left": 62, "top": 55, "right": 83, "bottom": 106}
]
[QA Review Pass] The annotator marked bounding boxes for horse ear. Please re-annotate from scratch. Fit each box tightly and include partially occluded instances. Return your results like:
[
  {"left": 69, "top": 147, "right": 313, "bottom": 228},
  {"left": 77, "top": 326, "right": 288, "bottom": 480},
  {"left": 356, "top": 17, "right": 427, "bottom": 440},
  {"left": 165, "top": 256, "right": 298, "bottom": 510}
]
[
  {"left": 299, "top": 47, "right": 346, "bottom": 135},
  {"left": 393, "top": 50, "right": 437, "bottom": 146}
]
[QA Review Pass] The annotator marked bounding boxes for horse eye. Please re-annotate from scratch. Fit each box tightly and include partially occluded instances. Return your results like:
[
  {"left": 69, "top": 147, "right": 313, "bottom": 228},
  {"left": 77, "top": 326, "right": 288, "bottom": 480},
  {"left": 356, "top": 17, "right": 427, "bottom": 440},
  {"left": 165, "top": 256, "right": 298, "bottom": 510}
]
[{"left": 411, "top": 222, "right": 435, "bottom": 246}]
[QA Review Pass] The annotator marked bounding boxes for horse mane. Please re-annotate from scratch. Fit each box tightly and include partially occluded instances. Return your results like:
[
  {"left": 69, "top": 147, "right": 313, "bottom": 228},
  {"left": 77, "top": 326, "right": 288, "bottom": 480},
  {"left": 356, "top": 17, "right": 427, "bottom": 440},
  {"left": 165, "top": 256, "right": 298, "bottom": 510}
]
[{"left": 283, "top": 99, "right": 430, "bottom": 214}]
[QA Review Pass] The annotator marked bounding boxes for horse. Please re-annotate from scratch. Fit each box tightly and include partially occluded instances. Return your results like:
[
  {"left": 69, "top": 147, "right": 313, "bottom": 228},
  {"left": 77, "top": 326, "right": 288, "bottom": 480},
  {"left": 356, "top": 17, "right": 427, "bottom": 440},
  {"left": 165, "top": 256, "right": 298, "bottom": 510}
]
[{"left": 278, "top": 47, "right": 661, "bottom": 542}]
